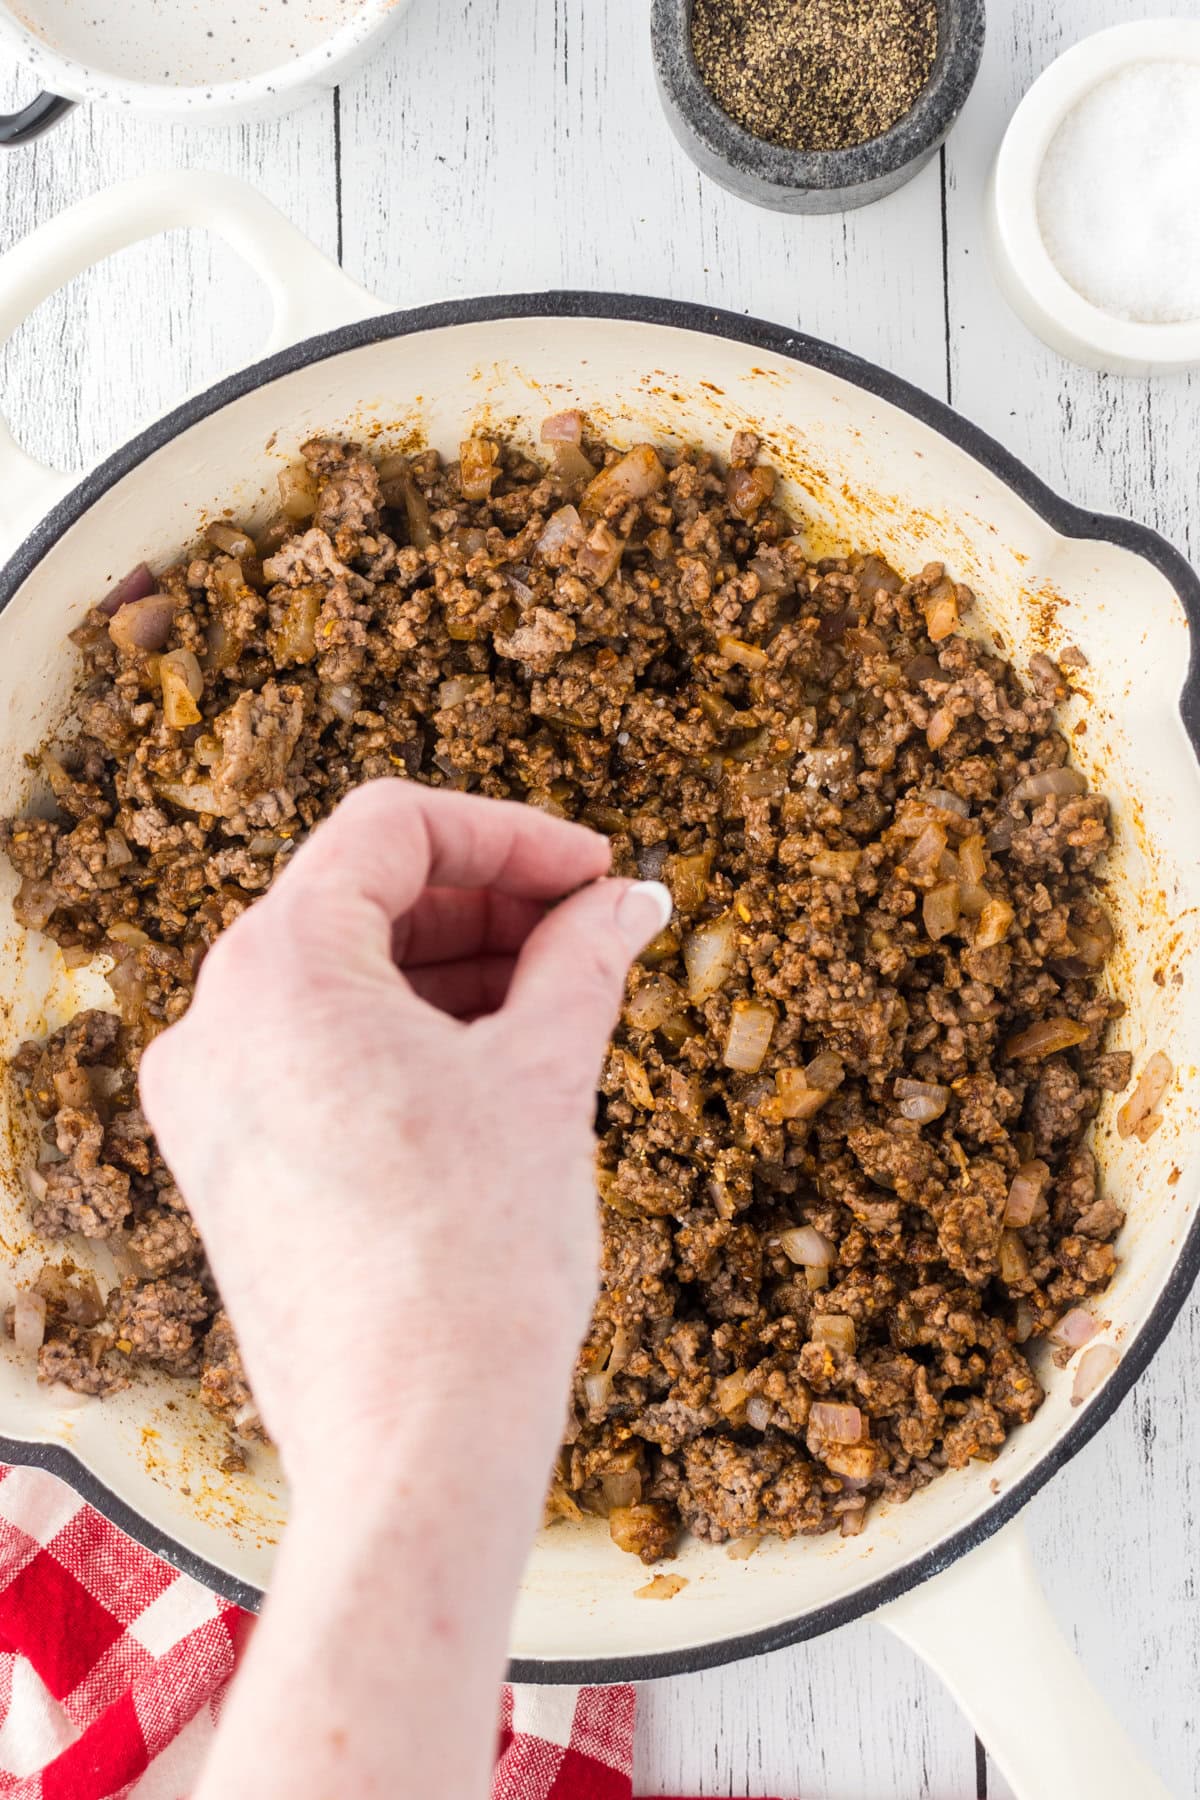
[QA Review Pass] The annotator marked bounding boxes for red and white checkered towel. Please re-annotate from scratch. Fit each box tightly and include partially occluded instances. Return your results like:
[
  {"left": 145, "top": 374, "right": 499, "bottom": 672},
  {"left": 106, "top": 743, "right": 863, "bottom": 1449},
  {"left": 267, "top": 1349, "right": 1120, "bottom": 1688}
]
[{"left": 0, "top": 1463, "right": 781, "bottom": 1799}]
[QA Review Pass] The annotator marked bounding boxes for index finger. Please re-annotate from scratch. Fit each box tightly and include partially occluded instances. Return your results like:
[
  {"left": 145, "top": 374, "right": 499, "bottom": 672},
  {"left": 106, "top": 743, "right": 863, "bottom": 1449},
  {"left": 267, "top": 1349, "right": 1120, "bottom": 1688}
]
[{"left": 264, "top": 780, "right": 612, "bottom": 942}]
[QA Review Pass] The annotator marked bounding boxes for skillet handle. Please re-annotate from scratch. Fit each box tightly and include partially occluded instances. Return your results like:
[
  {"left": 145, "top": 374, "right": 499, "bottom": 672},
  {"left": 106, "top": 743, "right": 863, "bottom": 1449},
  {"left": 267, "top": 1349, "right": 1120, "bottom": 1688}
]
[
  {"left": 879, "top": 1519, "right": 1171, "bottom": 1800},
  {"left": 0, "top": 170, "right": 384, "bottom": 563}
]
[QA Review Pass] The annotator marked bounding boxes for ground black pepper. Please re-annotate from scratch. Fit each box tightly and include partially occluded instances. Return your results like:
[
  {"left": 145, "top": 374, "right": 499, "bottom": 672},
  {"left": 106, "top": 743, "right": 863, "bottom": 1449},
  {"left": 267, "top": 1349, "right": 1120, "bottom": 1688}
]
[{"left": 691, "top": 0, "right": 939, "bottom": 153}]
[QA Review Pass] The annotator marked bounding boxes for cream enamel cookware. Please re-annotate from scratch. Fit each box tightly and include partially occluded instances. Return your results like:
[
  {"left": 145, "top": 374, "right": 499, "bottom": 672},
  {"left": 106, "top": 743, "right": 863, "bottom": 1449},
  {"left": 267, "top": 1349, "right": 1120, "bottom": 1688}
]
[
  {"left": 0, "top": 0, "right": 408, "bottom": 145},
  {"left": 0, "top": 175, "right": 1195, "bottom": 1800}
]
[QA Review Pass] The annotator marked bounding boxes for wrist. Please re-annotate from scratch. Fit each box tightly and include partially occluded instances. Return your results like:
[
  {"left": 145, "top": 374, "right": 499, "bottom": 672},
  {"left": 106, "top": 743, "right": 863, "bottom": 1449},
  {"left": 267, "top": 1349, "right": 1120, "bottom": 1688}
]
[{"left": 281, "top": 1357, "right": 569, "bottom": 1516}]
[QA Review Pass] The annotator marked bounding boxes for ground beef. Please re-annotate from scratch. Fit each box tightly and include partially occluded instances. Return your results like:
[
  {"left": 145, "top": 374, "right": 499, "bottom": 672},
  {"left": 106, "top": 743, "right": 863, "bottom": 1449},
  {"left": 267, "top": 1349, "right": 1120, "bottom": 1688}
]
[{"left": 2, "top": 424, "right": 1127, "bottom": 1550}]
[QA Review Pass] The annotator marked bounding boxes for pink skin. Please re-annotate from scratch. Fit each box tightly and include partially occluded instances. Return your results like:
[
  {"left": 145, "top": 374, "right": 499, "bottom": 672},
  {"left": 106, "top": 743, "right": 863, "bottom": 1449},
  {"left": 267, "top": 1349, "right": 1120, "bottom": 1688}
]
[{"left": 138, "top": 781, "right": 670, "bottom": 1800}]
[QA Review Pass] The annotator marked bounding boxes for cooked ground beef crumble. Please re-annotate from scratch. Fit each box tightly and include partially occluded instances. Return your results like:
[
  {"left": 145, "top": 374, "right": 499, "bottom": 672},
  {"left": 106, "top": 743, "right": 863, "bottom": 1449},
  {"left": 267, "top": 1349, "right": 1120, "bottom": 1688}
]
[{"left": 1, "top": 418, "right": 1129, "bottom": 1556}]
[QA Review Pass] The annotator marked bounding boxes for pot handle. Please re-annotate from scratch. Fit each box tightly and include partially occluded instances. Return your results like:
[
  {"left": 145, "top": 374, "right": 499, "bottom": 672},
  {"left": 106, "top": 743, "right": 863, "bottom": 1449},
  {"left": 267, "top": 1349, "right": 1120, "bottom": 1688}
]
[
  {"left": 879, "top": 1519, "right": 1171, "bottom": 1800},
  {"left": 0, "top": 169, "right": 384, "bottom": 562},
  {"left": 0, "top": 93, "right": 75, "bottom": 148}
]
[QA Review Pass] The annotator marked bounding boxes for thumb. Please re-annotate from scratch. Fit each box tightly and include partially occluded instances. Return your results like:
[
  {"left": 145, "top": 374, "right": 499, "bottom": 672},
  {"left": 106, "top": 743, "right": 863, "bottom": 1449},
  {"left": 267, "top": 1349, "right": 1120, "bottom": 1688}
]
[{"left": 505, "top": 877, "right": 673, "bottom": 1081}]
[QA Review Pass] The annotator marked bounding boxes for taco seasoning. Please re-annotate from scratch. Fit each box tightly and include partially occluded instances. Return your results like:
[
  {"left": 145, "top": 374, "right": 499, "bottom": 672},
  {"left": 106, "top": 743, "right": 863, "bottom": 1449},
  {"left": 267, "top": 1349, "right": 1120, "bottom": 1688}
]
[{"left": 691, "top": 0, "right": 939, "bottom": 153}]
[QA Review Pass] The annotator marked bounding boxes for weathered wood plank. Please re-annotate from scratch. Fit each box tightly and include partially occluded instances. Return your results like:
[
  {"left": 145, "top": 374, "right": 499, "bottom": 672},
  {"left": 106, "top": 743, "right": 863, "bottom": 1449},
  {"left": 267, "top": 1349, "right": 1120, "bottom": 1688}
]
[
  {"left": 0, "top": 75, "right": 338, "bottom": 475},
  {"left": 337, "top": 0, "right": 948, "bottom": 395},
  {"left": 946, "top": 4, "right": 1200, "bottom": 1797}
]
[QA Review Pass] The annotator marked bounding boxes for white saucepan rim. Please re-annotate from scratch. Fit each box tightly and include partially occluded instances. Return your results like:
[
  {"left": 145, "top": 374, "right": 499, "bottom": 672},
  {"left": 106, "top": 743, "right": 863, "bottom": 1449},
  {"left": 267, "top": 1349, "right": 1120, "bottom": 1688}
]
[{"left": 0, "top": 0, "right": 398, "bottom": 113}]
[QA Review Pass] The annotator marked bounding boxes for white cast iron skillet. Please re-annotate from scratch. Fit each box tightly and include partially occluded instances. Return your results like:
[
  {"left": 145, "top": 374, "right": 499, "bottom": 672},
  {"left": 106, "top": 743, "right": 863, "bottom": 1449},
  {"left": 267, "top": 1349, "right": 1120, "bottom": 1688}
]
[{"left": 0, "top": 175, "right": 1196, "bottom": 1800}]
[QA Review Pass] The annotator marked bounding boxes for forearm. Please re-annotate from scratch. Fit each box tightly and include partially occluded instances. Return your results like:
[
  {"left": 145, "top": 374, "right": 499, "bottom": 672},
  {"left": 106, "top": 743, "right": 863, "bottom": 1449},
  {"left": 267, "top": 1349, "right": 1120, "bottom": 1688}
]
[{"left": 195, "top": 1383, "right": 566, "bottom": 1800}]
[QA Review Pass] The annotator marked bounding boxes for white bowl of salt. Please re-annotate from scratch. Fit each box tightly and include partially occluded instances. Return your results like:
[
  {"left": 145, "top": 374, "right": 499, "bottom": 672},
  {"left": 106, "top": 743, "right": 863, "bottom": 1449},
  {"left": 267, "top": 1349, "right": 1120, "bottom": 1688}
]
[{"left": 988, "top": 19, "right": 1200, "bottom": 374}]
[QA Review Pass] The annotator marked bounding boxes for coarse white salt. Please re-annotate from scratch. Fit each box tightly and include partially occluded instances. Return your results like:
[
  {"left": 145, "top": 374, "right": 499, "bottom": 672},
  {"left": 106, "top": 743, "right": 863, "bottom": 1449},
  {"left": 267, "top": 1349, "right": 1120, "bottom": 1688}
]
[{"left": 1036, "top": 60, "right": 1200, "bottom": 325}]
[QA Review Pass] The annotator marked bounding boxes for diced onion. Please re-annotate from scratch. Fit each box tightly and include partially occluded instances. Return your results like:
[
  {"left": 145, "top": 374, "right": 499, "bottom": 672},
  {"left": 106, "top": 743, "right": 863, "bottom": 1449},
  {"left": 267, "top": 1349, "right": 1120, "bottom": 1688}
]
[
  {"left": 24, "top": 1167, "right": 49, "bottom": 1204},
  {"left": 715, "top": 1369, "right": 751, "bottom": 1415},
  {"left": 778, "top": 1226, "right": 834, "bottom": 1268},
  {"left": 104, "top": 828, "right": 133, "bottom": 869},
  {"left": 158, "top": 779, "right": 222, "bottom": 816},
  {"left": 1004, "top": 1017, "right": 1089, "bottom": 1060},
  {"left": 923, "top": 578, "right": 960, "bottom": 641},
  {"left": 1117, "top": 1052, "right": 1172, "bottom": 1140},
  {"left": 923, "top": 787, "right": 970, "bottom": 818},
  {"left": 99, "top": 562, "right": 156, "bottom": 617},
  {"left": 278, "top": 460, "right": 318, "bottom": 521},
  {"left": 438, "top": 674, "right": 489, "bottom": 710},
  {"left": 1071, "top": 1343, "right": 1119, "bottom": 1406},
  {"left": 810, "top": 1314, "right": 857, "bottom": 1354},
  {"left": 624, "top": 975, "right": 681, "bottom": 1033},
  {"left": 723, "top": 999, "right": 775, "bottom": 1073},
  {"left": 14, "top": 878, "right": 57, "bottom": 931},
  {"left": 726, "top": 464, "right": 776, "bottom": 519},
  {"left": 958, "top": 882, "right": 987, "bottom": 917},
  {"left": 1050, "top": 1308, "right": 1099, "bottom": 1351},
  {"left": 159, "top": 649, "right": 204, "bottom": 729},
  {"left": 1013, "top": 1300, "right": 1037, "bottom": 1344},
  {"left": 576, "top": 521, "right": 623, "bottom": 585},
  {"left": 1005, "top": 1160, "right": 1049, "bottom": 1226},
  {"left": 324, "top": 683, "right": 361, "bottom": 723},
  {"left": 459, "top": 438, "right": 500, "bottom": 502},
  {"left": 616, "top": 1049, "right": 655, "bottom": 1110},
  {"left": 1011, "top": 766, "right": 1088, "bottom": 803},
  {"left": 769, "top": 1070, "right": 823, "bottom": 1122},
  {"left": 976, "top": 897, "right": 1015, "bottom": 948},
  {"left": 718, "top": 634, "right": 769, "bottom": 672},
  {"left": 541, "top": 410, "right": 583, "bottom": 445},
  {"left": 12, "top": 1290, "right": 46, "bottom": 1356},
  {"left": 536, "top": 504, "right": 586, "bottom": 558},
  {"left": 584, "top": 1369, "right": 613, "bottom": 1412},
  {"left": 895, "top": 1078, "right": 950, "bottom": 1123},
  {"left": 811, "top": 849, "right": 860, "bottom": 880},
  {"left": 666, "top": 848, "right": 711, "bottom": 913},
  {"left": 843, "top": 626, "right": 887, "bottom": 657},
  {"left": 998, "top": 1230, "right": 1029, "bottom": 1284},
  {"left": 601, "top": 1469, "right": 642, "bottom": 1511},
  {"left": 109, "top": 594, "right": 176, "bottom": 655},
  {"left": 745, "top": 1396, "right": 772, "bottom": 1431},
  {"left": 206, "top": 521, "right": 256, "bottom": 560},
  {"left": 582, "top": 444, "right": 667, "bottom": 512},
  {"left": 923, "top": 881, "right": 961, "bottom": 941},
  {"left": 905, "top": 823, "right": 947, "bottom": 875},
  {"left": 805, "top": 1050, "right": 846, "bottom": 1091},
  {"left": 107, "top": 921, "right": 150, "bottom": 946},
  {"left": 809, "top": 1401, "right": 863, "bottom": 1444},
  {"left": 683, "top": 913, "right": 737, "bottom": 1004},
  {"left": 958, "top": 833, "right": 986, "bottom": 885},
  {"left": 926, "top": 707, "right": 955, "bottom": 749}
]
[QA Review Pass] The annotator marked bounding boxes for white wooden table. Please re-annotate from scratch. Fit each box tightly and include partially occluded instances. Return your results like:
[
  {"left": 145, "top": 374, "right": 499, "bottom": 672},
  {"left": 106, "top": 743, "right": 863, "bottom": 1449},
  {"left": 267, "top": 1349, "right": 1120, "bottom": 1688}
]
[{"left": 2, "top": 1, "right": 1198, "bottom": 1793}]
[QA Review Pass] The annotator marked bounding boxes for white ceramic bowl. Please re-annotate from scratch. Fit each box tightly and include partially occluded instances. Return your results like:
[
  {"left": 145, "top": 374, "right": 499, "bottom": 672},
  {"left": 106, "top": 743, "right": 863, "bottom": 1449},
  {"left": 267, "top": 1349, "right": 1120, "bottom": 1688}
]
[
  {"left": 988, "top": 19, "right": 1200, "bottom": 375},
  {"left": 0, "top": 0, "right": 408, "bottom": 143}
]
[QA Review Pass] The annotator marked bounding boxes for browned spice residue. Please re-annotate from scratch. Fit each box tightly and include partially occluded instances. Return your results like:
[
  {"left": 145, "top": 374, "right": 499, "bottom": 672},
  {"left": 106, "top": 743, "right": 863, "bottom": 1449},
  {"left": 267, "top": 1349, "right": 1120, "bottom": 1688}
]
[
  {"left": 635, "top": 1573, "right": 689, "bottom": 1600},
  {"left": 691, "top": 0, "right": 938, "bottom": 153}
]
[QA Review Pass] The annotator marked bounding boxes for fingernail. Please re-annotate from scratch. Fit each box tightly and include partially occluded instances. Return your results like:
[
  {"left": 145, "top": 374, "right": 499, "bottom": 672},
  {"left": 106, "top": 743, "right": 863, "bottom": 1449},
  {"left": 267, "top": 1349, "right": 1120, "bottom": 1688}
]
[{"left": 617, "top": 880, "right": 674, "bottom": 946}]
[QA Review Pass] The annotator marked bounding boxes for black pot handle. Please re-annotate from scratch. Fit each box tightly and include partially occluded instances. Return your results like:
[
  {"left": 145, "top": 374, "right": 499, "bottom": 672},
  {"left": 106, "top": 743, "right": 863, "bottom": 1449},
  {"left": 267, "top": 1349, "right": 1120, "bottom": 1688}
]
[{"left": 0, "top": 93, "right": 75, "bottom": 148}]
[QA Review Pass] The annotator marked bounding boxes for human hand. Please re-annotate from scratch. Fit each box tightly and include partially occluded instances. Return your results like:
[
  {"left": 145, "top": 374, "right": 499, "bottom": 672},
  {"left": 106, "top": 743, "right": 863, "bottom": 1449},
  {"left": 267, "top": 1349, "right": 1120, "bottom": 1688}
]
[{"left": 138, "top": 780, "right": 670, "bottom": 1487}]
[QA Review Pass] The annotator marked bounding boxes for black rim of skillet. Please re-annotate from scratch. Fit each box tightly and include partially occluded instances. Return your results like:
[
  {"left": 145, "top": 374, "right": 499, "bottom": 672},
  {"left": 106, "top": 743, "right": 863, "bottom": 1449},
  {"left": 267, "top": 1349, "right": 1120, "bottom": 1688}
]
[
  {"left": 1, "top": 291, "right": 1198, "bottom": 1679},
  {"left": 651, "top": 0, "right": 987, "bottom": 194}
]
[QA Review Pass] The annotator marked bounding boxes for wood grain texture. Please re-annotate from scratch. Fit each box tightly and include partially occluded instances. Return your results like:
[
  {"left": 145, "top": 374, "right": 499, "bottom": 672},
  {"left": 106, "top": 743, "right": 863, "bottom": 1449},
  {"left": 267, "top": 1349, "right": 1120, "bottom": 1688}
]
[
  {"left": 0, "top": 71, "right": 338, "bottom": 473},
  {"left": 1, "top": 0, "right": 1198, "bottom": 1793},
  {"left": 945, "top": 10, "right": 1200, "bottom": 1796},
  {"left": 338, "top": 0, "right": 948, "bottom": 394}
]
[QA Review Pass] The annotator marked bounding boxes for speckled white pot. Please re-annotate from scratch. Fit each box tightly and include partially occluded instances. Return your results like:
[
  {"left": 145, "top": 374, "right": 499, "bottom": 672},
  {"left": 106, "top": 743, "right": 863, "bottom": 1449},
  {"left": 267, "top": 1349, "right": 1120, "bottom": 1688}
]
[{"left": 0, "top": 0, "right": 408, "bottom": 130}]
